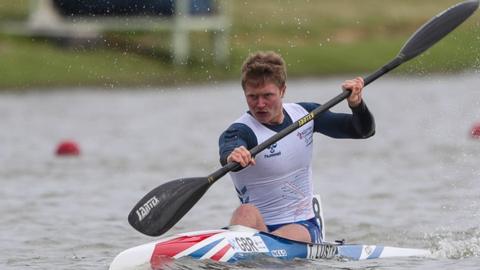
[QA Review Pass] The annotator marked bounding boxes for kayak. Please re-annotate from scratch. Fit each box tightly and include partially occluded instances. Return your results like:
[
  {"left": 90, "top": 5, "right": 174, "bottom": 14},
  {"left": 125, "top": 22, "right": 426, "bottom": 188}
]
[{"left": 109, "top": 225, "right": 431, "bottom": 270}]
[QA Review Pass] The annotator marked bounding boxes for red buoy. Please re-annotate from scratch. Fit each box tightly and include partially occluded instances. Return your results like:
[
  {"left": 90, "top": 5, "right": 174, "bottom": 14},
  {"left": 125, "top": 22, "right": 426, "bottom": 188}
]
[
  {"left": 56, "top": 140, "right": 80, "bottom": 156},
  {"left": 471, "top": 123, "right": 480, "bottom": 139}
]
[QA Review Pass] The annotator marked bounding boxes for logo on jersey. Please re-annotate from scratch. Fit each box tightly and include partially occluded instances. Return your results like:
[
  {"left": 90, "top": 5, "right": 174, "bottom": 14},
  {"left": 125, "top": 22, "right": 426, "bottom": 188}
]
[
  {"left": 264, "top": 143, "right": 282, "bottom": 158},
  {"left": 236, "top": 186, "right": 250, "bottom": 203},
  {"left": 297, "top": 126, "right": 313, "bottom": 146}
]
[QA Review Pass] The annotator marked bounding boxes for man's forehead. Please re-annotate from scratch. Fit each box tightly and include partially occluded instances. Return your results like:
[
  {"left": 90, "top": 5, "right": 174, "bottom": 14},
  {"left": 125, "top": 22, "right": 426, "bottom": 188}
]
[{"left": 244, "top": 82, "right": 281, "bottom": 93}]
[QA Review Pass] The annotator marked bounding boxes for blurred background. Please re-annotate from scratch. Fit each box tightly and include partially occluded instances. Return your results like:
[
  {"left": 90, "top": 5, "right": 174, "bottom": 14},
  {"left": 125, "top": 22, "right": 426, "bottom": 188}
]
[
  {"left": 0, "top": 0, "right": 479, "bottom": 90},
  {"left": 1, "top": 1, "right": 480, "bottom": 270}
]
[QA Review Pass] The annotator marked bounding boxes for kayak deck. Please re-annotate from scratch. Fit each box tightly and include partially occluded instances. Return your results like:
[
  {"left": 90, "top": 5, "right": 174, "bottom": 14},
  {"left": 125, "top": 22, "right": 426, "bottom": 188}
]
[{"left": 110, "top": 225, "right": 430, "bottom": 270}]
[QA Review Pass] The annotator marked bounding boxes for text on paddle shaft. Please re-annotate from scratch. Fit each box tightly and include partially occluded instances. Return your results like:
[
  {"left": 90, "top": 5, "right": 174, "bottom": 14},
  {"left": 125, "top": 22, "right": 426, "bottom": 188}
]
[
  {"left": 136, "top": 196, "right": 160, "bottom": 221},
  {"left": 298, "top": 113, "right": 314, "bottom": 127}
]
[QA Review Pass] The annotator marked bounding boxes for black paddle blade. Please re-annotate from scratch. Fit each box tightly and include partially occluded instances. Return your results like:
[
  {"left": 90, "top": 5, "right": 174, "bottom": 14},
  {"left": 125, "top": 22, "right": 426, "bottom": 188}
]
[
  {"left": 128, "top": 177, "right": 211, "bottom": 236},
  {"left": 400, "top": 0, "right": 478, "bottom": 61}
]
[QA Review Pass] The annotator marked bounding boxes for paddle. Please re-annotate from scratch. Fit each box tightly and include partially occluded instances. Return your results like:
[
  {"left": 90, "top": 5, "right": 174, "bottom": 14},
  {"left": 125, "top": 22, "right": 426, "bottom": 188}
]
[{"left": 128, "top": 0, "right": 479, "bottom": 237}]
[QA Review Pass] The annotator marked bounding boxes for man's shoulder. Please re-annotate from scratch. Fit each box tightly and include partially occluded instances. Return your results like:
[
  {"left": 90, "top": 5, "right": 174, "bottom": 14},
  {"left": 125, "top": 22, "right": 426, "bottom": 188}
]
[
  {"left": 226, "top": 122, "right": 251, "bottom": 132},
  {"left": 220, "top": 122, "right": 256, "bottom": 141}
]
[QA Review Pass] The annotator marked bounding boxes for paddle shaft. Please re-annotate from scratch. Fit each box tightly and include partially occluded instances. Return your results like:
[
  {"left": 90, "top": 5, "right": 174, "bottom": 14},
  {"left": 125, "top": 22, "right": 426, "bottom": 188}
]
[
  {"left": 208, "top": 0, "right": 479, "bottom": 183},
  {"left": 207, "top": 56, "right": 404, "bottom": 184}
]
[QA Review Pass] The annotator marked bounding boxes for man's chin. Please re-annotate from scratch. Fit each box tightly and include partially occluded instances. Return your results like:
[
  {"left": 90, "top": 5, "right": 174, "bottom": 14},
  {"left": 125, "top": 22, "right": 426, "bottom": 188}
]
[{"left": 255, "top": 115, "right": 269, "bottom": 124}]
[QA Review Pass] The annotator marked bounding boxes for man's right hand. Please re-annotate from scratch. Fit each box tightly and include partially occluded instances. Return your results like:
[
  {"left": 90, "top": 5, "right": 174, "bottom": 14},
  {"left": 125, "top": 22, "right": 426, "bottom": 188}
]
[{"left": 227, "top": 146, "right": 256, "bottom": 167}]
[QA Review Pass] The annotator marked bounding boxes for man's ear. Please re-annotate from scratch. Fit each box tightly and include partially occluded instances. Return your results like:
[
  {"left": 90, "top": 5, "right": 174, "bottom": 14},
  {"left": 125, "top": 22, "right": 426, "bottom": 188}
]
[{"left": 280, "top": 85, "right": 286, "bottom": 98}]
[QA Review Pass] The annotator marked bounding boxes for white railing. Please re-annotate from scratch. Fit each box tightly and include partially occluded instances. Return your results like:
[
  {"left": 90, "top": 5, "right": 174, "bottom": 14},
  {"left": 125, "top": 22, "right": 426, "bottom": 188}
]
[{"left": 27, "top": 0, "right": 231, "bottom": 64}]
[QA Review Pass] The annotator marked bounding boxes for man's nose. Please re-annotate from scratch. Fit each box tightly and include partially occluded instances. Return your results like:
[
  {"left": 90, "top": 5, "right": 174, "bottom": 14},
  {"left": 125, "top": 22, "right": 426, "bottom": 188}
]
[{"left": 256, "top": 96, "right": 267, "bottom": 107}]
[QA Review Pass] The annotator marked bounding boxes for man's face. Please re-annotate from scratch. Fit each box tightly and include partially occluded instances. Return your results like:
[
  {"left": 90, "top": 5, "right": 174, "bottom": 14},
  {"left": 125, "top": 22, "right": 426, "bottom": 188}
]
[{"left": 244, "top": 82, "right": 285, "bottom": 125}]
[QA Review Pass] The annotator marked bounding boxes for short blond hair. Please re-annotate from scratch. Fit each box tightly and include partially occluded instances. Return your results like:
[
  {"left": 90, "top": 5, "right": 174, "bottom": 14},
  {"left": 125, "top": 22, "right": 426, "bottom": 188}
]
[{"left": 241, "top": 51, "right": 287, "bottom": 90}]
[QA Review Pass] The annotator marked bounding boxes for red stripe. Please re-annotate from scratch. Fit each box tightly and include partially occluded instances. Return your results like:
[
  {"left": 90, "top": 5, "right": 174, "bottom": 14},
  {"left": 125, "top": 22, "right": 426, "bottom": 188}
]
[
  {"left": 210, "top": 243, "right": 232, "bottom": 261},
  {"left": 150, "top": 232, "right": 219, "bottom": 269}
]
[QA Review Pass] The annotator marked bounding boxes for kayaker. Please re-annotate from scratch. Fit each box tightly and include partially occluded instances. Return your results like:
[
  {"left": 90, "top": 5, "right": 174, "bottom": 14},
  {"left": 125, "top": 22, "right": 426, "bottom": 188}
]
[{"left": 218, "top": 51, "right": 375, "bottom": 243}]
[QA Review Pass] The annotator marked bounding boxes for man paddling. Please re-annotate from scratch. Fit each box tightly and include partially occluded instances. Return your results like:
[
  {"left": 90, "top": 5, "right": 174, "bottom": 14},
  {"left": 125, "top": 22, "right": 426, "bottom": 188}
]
[{"left": 218, "top": 51, "right": 375, "bottom": 243}]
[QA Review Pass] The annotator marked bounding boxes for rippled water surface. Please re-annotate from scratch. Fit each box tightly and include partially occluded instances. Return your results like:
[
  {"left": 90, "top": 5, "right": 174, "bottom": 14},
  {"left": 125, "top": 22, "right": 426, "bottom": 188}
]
[{"left": 1, "top": 74, "right": 479, "bottom": 269}]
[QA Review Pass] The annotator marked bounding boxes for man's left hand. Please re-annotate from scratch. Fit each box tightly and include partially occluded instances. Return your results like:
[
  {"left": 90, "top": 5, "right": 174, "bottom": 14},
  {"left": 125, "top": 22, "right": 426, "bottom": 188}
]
[{"left": 342, "top": 77, "right": 364, "bottom": 107}]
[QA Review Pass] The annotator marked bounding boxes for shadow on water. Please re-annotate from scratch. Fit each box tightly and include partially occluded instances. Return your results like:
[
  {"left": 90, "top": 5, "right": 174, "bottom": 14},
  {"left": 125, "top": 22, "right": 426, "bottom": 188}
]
[
  {"left": 154, "top": 255, "right": 330, "bottom": 270},
  {"left": 151, "top": 254, "right": 441, "bottom": 270}
]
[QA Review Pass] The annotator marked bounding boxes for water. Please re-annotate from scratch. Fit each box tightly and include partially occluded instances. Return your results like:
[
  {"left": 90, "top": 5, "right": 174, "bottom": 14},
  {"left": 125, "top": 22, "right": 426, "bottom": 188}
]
[{"left": 1, "top": 73, "right": 479, "bottom": 269}]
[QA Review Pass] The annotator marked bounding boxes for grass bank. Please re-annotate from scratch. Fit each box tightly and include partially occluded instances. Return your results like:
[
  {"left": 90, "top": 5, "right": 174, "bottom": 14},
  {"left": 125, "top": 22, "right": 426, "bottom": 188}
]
[{"left": 0, "top": 0, "right": 479, "bottom": 89}]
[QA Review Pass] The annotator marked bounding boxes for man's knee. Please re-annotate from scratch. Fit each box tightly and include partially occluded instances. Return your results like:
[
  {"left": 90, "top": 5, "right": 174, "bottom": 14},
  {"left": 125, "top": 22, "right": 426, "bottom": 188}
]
[
  {"left": 232, "top": 204, "right": 261, "bottom": 217},
  {"left": 230, "top": 204, "right": 267, "bottom": 231}
]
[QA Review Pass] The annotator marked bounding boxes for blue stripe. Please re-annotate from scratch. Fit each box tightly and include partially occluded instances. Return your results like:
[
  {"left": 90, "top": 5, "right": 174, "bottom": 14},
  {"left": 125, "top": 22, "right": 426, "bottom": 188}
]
[
  {"left": 367, "top": 246, "right": 384, "bottom": 259},
  {"left": 188, "top": 239, "right": 222, "bottom": 258},
  {"left": 337, "top": 245, "right": 363, "bottom": 260}
]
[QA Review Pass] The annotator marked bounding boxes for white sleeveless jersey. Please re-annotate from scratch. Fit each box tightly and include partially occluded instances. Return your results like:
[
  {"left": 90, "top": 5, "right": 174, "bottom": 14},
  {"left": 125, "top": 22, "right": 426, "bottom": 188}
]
[{"left": 230, "top": 103, "right": 315, "bottom": 225}]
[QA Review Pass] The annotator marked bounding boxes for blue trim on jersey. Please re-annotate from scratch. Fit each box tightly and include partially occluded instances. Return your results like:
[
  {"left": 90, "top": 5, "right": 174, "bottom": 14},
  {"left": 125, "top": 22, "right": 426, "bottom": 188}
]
[
  {"left": 298, "top": 101, "right": 375, "bottom": 138},
  {"left": 218, "top": 101, "right": 375, "bottom": 165}
]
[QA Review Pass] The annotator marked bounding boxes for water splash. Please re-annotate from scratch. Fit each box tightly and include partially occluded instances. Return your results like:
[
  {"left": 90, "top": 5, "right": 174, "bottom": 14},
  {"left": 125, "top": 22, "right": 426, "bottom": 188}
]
[{"left": 427, "top": 227, "right": 480, "bottom": 259}]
